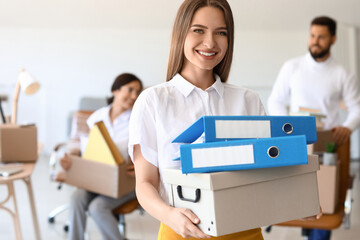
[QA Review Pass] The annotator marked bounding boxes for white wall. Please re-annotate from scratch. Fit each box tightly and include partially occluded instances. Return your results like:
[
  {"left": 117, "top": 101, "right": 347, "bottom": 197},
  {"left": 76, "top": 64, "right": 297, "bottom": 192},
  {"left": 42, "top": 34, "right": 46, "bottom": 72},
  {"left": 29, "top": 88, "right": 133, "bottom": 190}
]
[{"left": 0, "top": 2, "right": 359, "bottom": 158}]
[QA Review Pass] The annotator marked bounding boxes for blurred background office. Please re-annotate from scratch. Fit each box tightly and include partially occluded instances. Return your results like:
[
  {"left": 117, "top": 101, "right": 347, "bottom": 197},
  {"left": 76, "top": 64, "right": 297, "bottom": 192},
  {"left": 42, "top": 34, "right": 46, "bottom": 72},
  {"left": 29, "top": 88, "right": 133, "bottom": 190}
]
[
  {"left": 0, "top": 0, "right": 359, "bottom": 158},
  {"left": 0, "top": 0, "right": 359, "bottom": 239}
]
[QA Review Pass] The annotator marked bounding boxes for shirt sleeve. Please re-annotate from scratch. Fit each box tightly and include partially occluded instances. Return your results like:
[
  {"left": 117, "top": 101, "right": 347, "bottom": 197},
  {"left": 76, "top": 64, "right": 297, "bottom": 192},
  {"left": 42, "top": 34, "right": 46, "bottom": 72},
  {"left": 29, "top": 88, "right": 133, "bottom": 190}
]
[
  {"left": 128, "top": 89, "right": 159, "bottom": 167},
  {"left": 341, "top": 72, "right": 360, "bottom": 131},
  {"left": 267, "top": 62, "right": 292, "bottom": 115}
]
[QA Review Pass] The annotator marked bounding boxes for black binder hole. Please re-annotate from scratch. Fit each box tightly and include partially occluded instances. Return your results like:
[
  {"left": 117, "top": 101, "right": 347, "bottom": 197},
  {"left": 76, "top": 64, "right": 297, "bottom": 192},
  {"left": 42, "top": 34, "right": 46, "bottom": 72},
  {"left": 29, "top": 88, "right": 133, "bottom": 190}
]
[
  {"left": 211, "top": 221, "right": 214, "bottom": 225},
  {"left": 208, "top": 228, "right": 211, "bottom": 231},
  {"left": 282, "top": 123, "right": 293, "bottom": 134},
  {"left": 268, "top": 146, "right": 279, "bottom": 158}
]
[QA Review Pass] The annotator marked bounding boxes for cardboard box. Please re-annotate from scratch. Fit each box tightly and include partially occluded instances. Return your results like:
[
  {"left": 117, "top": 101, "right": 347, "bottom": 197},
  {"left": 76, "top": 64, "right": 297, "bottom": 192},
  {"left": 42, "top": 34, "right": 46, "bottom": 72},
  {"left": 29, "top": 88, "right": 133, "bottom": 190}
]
[
  {"left": 0, "top": 124, "right": 38, "bottom": 162},
  {"left": 307, "top": 130, "right": 332, "bottom": 154},
  {"left": 317, "top": 163, "right": 339, "bottom": 214},
  {"left": 64, "top": 156, "right": 135, "bottom": 198},
  {"left": 163, "top": 155, "right": 320, "bottom": 237}
]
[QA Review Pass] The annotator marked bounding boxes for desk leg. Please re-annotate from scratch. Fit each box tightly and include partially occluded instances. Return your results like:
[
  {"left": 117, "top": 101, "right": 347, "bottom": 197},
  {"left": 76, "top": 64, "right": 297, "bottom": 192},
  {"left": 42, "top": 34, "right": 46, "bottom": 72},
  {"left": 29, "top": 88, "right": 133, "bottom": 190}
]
[
  {"left": 23, "top": 177, "right": 41, "bottom": 240},
  {"left": 7, "top": 182, "right": 23, "bottom": 240}
]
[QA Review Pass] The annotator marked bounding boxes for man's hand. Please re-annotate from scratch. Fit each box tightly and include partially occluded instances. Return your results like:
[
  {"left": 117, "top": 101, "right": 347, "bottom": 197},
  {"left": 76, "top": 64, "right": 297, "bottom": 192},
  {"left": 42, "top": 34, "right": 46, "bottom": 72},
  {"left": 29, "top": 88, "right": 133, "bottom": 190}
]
[
  {"left": 331, "top": 126, "right": 351, "bottom": 145},
  {"left": 299, "top": 207, "right": 323, "bottom": 221},
  {"left": 60, "top": 153, "right": 72, "bottom": 170}
]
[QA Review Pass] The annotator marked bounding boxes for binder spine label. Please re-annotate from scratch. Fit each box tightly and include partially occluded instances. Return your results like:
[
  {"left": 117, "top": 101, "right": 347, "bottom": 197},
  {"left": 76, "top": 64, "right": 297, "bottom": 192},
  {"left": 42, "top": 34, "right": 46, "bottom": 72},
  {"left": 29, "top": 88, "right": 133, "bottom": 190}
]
[
  {"left": 191, "top": 145, "right": 254, "bottom": 168},
  {"left": 215, "top": 120, "right": 271, "bottom": 139}
]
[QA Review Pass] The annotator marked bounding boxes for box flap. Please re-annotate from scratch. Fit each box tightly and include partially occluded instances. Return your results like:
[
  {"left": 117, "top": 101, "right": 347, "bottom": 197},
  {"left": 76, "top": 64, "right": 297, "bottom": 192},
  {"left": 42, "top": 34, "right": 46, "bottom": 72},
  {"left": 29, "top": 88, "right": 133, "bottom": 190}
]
[{"left": 163, "top": 155, "right": 319, "bottom": 191}]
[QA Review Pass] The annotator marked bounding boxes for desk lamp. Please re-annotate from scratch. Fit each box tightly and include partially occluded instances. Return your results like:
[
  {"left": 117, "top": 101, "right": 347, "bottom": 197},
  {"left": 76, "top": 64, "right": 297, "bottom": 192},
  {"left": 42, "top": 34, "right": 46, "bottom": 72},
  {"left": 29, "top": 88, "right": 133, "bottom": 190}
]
[{"left": 11, "top": 69, "right": 40, "bottom": 124}]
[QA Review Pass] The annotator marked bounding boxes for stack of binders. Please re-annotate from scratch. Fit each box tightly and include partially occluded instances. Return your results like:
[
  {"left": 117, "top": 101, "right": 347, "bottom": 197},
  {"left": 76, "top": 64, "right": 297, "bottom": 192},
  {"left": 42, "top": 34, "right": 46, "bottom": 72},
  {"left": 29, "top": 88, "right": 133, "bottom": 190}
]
[{"left": 172, "top": 116, "right": 317, "bottom": 173}]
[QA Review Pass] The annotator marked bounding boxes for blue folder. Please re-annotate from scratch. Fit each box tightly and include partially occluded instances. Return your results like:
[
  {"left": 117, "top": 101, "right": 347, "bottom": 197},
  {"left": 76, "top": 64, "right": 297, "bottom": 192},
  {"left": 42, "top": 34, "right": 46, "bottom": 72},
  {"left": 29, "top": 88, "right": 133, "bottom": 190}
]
[
  {"left": 172, "top": 116, "right": 317, "bottom": 144},
  {"left": 178, "top": 135, "right": 308, "bottom": 173}
]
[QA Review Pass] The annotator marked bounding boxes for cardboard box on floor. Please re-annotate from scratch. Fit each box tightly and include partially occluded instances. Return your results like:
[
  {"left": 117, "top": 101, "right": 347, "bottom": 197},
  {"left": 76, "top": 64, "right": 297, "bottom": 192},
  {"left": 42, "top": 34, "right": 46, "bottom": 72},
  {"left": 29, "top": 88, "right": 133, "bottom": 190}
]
[
  {"left": 317, "top": 162, "right": 340, "bottom": 214},
  {"left": 64, "top": 155, "right": 135, "bottom": 198},
  {"left": 163, "top": 155, "right": 320, "bottom": 237},
  {"left": 0, "top": 124, "right": 38, "bottom": 162}
]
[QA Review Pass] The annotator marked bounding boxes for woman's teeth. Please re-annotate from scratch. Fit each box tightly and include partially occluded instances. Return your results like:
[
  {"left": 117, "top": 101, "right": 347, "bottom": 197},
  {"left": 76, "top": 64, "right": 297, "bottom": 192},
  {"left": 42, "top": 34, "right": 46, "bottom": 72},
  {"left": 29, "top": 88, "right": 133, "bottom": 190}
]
[{"left": 198, "top": 51, "right": 216, "bottom": 56}]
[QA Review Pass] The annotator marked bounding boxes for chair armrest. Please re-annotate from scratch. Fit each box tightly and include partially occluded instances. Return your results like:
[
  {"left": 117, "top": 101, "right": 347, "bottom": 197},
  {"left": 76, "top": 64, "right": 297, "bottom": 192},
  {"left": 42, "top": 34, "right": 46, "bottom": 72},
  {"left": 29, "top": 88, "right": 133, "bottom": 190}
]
[{"left": 347, "top": 175, "right": 355, "bottom": 189}]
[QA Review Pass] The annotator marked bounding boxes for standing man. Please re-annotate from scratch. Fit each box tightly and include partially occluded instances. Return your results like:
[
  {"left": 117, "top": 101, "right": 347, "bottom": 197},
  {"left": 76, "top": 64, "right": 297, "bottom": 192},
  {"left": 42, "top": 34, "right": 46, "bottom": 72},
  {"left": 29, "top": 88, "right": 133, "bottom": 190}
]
[
  {"left": 268, "top": 16, "right": 360, "bottom": 145},
  {"left": 268, "top": 16, "right": 360, "bottom": 240}
]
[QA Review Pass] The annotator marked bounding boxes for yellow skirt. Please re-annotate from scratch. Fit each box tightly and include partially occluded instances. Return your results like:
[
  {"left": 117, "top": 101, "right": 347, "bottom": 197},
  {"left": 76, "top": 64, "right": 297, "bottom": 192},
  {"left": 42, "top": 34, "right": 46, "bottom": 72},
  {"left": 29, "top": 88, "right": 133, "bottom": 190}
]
[{"left": 158, "top": 223, "right": 263, "bottom": 240}]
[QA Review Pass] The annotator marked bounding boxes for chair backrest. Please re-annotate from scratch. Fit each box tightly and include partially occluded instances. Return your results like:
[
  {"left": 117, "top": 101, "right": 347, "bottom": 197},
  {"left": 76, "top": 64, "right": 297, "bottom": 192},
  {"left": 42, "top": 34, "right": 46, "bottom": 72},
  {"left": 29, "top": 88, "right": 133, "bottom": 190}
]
[
  {"left": 78, "top": 97, "right": 107, "bottom": 111},
  {"left": 336, "top": 138, "right": 350, "bottom": 207}
]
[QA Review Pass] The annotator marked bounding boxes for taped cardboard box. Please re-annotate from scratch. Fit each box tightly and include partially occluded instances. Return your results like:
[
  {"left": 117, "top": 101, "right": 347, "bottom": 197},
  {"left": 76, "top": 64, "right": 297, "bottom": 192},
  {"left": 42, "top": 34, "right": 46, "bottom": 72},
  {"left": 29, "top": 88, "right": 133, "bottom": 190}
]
[
  {"left": 0, "top": 124, "right": 37, "bottom": 162},
  {"left": 64, "top": 156, "right": 135, "bottom": 198},
  {"left": 317, "top": 162, "right": 340, "bottom": 214},
  {"left": 163, "top": 155, "right": 320, "bottom": 237}
]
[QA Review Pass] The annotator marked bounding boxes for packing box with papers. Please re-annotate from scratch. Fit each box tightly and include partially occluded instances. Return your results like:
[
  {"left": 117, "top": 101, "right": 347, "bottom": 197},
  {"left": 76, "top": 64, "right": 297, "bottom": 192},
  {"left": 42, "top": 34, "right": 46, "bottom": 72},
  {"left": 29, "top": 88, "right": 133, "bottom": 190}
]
[
  {"left": 0, "top": 124, "right": 37, "bottom": 162},
  {"left": 62, "top": 121, "right": 134, "bottom": 198},
  {"left": 64, "top": 155, "right": 135, "bottom": 198},
  {"left": 163, "top": 155, "right": 320, "bottom": 237}
]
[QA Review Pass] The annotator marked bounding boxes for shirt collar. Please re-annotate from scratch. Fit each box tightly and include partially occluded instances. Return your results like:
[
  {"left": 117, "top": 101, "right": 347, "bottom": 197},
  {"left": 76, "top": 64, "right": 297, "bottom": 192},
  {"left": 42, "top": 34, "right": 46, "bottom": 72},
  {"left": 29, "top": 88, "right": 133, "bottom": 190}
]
[
  {"left": 106, "top": 104, "right": 131, "bottom": 123},
  {"left": 170, "top": 73, "right": 224, "bottom": 98}
]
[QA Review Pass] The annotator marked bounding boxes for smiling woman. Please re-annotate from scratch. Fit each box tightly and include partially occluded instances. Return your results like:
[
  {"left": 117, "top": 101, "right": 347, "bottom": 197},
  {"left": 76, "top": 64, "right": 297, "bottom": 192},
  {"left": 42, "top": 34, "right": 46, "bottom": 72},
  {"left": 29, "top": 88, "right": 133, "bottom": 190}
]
[{"left": 128, "top": 0, "right": 265, "bottom": 239}]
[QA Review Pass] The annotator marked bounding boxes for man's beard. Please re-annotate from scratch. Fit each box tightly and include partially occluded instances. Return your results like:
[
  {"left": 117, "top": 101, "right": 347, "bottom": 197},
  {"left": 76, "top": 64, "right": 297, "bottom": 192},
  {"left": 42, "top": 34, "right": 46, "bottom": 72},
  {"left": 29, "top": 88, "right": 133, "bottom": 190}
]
[{"left": 309, "top": 45, "right": 330, "bottom": 60}]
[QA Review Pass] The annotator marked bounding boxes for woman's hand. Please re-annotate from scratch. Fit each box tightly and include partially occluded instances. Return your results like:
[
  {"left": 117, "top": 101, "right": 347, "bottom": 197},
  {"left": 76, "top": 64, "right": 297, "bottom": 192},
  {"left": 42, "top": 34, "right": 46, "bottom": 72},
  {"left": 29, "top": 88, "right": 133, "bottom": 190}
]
[
  {"left": 164, "top": 207, "right": 211, "bottom": 239},
  {"left": 60, "top": 153, "right": 72, "bottom": 170},
  {"left": 54, "top": 170, "right": 66, "bottom": 182}
]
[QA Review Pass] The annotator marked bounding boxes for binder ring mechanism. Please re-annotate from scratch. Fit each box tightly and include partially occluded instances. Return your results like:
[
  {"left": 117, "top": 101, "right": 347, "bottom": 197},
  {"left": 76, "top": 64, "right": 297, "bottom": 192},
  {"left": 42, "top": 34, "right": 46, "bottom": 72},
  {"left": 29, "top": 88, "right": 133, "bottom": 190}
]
[
  {"left": 177, "top": 186, "right": 201, "bottom": 203},
  {"left": 267, "top": 146, "right": 280, "bottom": 158},
  {"left": 282, "top": 123, "right": 293, "bottom": 134}
]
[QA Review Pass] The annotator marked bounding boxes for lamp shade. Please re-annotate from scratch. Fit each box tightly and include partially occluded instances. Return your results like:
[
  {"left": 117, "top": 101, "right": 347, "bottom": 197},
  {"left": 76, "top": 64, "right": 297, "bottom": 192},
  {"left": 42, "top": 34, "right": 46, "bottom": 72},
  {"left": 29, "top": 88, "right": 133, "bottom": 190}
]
[{"left": 18, "top": 71, "right": 40, "bottom": 95}]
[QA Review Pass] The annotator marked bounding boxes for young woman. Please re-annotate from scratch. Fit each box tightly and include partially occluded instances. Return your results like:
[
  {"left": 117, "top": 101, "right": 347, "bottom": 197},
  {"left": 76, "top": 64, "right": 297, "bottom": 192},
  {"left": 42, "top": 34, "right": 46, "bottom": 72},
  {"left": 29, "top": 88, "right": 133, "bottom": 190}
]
[
  {"left": 129, "top": 1, "right": 265, "bottom": 239},
  {"left": 61, "top": 73, "right": 143, "bottom": 240}
]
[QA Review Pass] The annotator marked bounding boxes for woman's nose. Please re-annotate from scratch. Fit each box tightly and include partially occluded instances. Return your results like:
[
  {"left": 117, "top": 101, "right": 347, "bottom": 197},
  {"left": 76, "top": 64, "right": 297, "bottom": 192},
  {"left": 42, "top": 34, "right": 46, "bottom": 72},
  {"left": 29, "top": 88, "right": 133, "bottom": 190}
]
[{"left": 202, "top": 33, "right": 215, "bottom": 49}]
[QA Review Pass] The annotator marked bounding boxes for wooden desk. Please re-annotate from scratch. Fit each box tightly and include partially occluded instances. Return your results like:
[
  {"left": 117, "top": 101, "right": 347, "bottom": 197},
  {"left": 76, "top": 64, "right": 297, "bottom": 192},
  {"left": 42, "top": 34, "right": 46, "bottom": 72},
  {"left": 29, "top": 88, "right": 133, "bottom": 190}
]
[{"left": 0, "top": 163, "right": 41, "bottom": 240}]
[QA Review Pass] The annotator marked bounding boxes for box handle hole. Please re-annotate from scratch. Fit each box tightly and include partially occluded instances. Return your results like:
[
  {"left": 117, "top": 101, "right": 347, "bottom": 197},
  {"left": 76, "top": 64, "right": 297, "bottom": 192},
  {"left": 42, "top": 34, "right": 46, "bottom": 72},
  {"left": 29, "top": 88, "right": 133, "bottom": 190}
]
[{"left": 177, "top": 186, "right": 201, "bottom": 203}]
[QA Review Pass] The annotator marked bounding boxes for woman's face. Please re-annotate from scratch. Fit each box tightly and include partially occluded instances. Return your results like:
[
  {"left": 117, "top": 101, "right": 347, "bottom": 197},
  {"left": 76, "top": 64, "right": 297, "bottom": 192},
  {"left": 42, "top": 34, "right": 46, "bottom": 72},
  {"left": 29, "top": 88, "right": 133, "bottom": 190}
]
[
  {"left": 112, "top": 80, "right": 142, "bottom": 111},
  {"left": 182, "top": 6, "right": 228, "bottom": 74}
]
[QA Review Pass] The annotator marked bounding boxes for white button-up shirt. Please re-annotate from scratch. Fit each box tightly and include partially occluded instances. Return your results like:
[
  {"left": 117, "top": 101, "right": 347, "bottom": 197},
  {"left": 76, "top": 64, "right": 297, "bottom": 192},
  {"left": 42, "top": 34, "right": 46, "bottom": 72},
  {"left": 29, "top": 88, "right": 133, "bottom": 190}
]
[{"left": 129, "top": 73, "right": 266, "bottom": 200}]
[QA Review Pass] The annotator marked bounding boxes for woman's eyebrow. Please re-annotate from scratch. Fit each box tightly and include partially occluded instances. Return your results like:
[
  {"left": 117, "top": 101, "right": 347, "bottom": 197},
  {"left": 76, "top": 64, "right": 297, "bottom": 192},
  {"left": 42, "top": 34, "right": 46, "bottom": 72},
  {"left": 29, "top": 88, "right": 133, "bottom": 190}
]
[{"left": 190, "top": 24, "right": 227, "bottom": 31}]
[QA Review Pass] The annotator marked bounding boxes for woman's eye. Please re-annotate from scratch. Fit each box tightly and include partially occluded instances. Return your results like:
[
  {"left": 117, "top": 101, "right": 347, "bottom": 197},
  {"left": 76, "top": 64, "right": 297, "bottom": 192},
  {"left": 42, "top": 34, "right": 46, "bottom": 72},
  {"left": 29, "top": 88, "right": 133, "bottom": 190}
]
[
  {"left": 217, "top": 31, "right": 227, "bottom": 36},
  {"left": 193, "top": 29, "right": 204, "bottom": 34}
]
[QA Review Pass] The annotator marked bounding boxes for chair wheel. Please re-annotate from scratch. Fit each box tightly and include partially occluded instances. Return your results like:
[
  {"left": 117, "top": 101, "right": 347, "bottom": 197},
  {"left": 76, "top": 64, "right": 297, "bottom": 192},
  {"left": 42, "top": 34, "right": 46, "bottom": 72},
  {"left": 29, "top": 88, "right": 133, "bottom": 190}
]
[
  {"left": 48, "top": 217, "right": 55, "bottom": 223},
  {"left": 64, "top": 225, "right": 69, "bottom": 232}
]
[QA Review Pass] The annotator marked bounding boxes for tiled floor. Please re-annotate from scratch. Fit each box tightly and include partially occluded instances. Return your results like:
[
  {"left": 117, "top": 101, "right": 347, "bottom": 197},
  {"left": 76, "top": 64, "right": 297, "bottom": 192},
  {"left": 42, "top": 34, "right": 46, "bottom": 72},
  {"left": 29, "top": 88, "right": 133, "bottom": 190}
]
[{"left": 0, "top": 156, "right": 359, "bottom": 240}]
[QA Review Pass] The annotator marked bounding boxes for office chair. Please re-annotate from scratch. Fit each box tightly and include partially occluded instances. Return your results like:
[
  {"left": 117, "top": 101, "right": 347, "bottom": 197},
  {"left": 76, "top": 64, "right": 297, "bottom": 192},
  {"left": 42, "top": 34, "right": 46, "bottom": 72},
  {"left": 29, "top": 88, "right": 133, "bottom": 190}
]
[
  {"left": 48, "top": 96, "right": 107, "bottom": 225},
  {"left": 266, "top": 136, "right": 354, "bottom": 238},
  {"left": 48, "top": 110, "right": 93, "bottom": 225}
]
